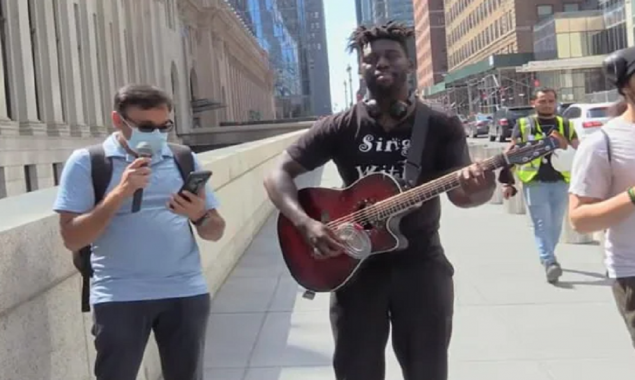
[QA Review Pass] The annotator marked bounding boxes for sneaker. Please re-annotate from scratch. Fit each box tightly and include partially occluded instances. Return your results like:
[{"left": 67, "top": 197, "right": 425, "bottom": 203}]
[{"left": 545, "top": 262, "right": 563, "bottom": 284}]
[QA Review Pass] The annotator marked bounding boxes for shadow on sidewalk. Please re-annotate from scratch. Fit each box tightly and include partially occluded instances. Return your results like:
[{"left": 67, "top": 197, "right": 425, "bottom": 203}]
[{"left": 555, "top": 268, "right": 613, "bottom": 289}]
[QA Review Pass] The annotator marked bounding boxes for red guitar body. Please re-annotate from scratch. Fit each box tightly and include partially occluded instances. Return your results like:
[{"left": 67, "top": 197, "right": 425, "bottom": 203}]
[{"left": 276, "top": 173, "right": 408, "bottom": 293}]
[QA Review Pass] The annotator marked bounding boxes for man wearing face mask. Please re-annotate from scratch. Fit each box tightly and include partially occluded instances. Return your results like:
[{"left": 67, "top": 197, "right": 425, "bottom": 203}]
[
  {"left": 53, "top": 85, "right": 226, "bottom": 380},
  {"left": 264, "top": 22, "right": 495, "bottom": 380},
  {"left": 499, "top": 88, "right": 579, "bottom": 284}
]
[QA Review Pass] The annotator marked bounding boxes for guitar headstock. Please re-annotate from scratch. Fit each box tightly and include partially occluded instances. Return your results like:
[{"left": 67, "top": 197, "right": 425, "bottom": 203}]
[{"left": 504, "top": 131, "right": 568, "bottom": 166}]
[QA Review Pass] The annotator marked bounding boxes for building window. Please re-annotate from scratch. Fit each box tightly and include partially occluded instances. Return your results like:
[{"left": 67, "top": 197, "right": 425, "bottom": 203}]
[
  {"left": 52, "top": 163, "right": 63, "bottom": 186},
  {"left": 0, "top": 1, "right": 12, "bottom": 120},
  {"left": 24, "top": 165, "right": 38, "bottom": 193},
  {"left": 27, "top": 0, "right": 42, "bottom": 121},
  {"left": 564, "top": 3, "right": 580, "bottom": 12},
  {"left": 0, "top": 166, "right": 5, "bottom": 198},
  {"left": 537, "top": 5, "right": 553, "bottom": 19}
]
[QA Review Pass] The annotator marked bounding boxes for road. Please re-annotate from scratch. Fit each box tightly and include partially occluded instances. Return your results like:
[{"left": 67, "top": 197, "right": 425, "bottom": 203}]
[{"left": 467, "top": 136, "right": 507, "bottom": 147}]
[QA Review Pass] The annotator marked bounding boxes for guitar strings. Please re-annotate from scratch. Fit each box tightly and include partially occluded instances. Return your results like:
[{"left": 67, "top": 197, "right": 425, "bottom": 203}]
[
  {"left": 325, "top": 142, "right": 545, "bottom": 230},
  {"left": 326, "top": 167, "right": 473, "bottom": 229},
  {"left": 326, "top": 156, "right": 501, "bottom": 228}
]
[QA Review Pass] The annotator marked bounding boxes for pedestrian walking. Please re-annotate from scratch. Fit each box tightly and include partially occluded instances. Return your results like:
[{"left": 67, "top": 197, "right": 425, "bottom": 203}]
[
  {"left": 569, "top": 46, "right": 635, "bottom": 348},
  {"left": 499, "top": 88, "right": 579, "bottom": 284}
]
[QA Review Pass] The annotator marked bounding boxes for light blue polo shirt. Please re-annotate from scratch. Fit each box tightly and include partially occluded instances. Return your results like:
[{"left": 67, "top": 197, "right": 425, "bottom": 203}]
[{"left": 53, "top": 134, "right": 220, "bottom": 305}]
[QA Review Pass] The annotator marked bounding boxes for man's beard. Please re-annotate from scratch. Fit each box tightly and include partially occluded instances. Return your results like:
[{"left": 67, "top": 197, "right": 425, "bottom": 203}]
[
  {"left": 536, "top": 111, "right": 555, "bottom": 118},
  {"left": 365, "top": 71, "right": 408, "bottom": 100}
]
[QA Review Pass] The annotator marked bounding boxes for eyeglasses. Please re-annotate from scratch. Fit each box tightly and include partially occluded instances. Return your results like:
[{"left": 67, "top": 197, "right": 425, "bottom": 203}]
[{"left": 121, "top": 115, "right": 175, "bottom": 133}]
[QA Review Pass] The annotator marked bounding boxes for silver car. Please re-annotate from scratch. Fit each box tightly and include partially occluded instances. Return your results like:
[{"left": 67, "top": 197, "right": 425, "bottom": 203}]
[{"left": 466, "top": 114, "right": 492, "bottom": 138}]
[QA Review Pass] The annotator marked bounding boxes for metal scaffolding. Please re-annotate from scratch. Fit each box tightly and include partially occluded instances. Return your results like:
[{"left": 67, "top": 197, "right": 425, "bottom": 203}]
[{"left": 426, "top": 68, "right": 535, "bottom": 117}]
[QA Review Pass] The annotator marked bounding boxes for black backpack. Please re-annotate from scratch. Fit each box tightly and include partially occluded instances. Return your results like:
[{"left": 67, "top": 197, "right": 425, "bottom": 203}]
[{"left": 72, "top": 143, "right": 194, "bottom": 312}]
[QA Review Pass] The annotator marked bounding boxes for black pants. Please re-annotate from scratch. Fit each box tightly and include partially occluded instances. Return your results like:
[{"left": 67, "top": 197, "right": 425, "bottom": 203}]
[
  {"left": 92, "top": 293, "right": 211, "bottom": 380},
  {"left": 612, "top": 276, "right": 635, "bottom": 349},
  {"left": 330, "top": 244, "right": 454, "bottom": 380}
]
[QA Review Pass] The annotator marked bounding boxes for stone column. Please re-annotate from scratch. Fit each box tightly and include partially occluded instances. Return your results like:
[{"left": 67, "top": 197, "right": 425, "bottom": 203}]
[
  {"left": 0, "top": 20, "right": 14, "bottom": 133},
  {"left": 4, "top": 0, "right": 45, "bottom": 135},
  {"left": 57, "top": 0, "right": 88, "bottom": 137},
  {"left": 626, "top": 0, "right": 634, "bottom": 47},
  {"left": 151, "top": 0, "right": 163, "bottom": 87},
  {"left": 122, "top": 0, "right": 138, "bottom": 83},
  {"left": 34, "top": 0, "right": 67, "bottom": 135},
  {"left": 113, "top": 0, "right": 129, "bottom": 86},
  {"left": 81, "top": 0, "right": 104, "bottom": 134},
  {"left": 96, "top": 0, "right": 115, "bottom": 133}
]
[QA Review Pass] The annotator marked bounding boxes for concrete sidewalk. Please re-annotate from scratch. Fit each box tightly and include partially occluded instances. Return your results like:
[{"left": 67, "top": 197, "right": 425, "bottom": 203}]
[{"left": 204, "top": 163, "right": 635, "bottom": 380}]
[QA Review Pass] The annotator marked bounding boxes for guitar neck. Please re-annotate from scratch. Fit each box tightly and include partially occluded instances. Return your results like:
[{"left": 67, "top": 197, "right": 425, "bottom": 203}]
[{"left": 373, "top": 153, "right": 507, "bottom": 219}]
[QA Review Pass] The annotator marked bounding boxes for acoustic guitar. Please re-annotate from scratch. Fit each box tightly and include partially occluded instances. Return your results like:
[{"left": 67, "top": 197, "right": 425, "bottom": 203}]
[{"left": 277, "top": 132, "right": 567, "bottom": 293}]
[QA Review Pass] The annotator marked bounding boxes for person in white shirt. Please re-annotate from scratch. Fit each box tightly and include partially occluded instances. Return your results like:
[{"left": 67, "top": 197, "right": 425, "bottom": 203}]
[{"left": 569, "top": 47, "right": 635, "bottom": 348}]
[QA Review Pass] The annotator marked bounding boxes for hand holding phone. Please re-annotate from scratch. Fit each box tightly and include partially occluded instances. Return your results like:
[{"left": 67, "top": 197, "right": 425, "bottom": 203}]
[
  {"left": 169, "top": 170, "right": 213, "bottom": 217},
  {"left": 178, "top": 170, "right": 213, "bottom": 196}
]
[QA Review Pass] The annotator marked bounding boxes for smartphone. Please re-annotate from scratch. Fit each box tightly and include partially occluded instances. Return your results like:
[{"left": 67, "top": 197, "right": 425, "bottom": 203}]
[{"left": 178, "top": 170, "right": 213, "bottom": 196}]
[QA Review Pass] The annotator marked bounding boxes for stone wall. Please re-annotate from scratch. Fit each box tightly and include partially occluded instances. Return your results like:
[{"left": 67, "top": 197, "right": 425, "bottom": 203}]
[{"left": 0, "top": 131, "right": 319, "bottom": 380}]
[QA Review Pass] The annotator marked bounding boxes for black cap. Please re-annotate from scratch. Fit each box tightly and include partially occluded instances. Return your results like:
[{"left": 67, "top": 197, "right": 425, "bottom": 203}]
[{"left": 603, "top": 47, "right": 635, "bottom": 90}]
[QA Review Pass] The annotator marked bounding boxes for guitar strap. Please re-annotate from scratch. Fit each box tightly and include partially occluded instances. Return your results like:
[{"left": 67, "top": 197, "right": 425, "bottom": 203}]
[{"left": 403, "top": 102, "right": 431, "bottom": 189}]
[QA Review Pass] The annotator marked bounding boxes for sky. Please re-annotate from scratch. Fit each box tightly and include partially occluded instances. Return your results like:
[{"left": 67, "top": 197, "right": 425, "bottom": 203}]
[{"left": 323, "top": 0, "right": 360, "bottom": 114}]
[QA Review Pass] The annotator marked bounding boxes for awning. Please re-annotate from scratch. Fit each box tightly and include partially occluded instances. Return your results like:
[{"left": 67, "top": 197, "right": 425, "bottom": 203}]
[{"left": 516, "top": 55, "right": 607, "bottom": 72}]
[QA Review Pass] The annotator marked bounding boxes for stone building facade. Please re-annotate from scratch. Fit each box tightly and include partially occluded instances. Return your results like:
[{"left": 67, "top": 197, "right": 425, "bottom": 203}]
[{"left": 0, "top": 0, "right": 275, "bottom": 198}]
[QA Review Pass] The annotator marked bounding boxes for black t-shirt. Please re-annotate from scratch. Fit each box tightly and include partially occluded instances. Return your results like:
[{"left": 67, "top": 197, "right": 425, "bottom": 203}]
[
  {"left": 511, "top": 117, "right": 577, "bottom": 183},
  {"left": 286, "top": 100, "right": 471, "bottom": 246}
]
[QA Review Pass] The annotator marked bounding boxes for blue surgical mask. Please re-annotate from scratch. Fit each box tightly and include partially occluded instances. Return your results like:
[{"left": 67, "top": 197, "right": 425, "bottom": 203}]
[{"left": 127, "top": 127, "right": 168, "bottom": 156}]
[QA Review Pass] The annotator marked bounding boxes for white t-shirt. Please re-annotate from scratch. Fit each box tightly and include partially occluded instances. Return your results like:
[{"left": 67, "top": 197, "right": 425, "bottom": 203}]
[{"left": 569, "top": 117, "right": 635, "bottom": 278}]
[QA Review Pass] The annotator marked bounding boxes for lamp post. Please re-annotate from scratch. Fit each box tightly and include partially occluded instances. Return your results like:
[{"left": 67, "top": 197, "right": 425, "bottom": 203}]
[
  {"left": 346, "top": 64, "right": 353, "bottom": 106},
  {"left": 344, "top": 80, "right": 349, "bottom": 110}
]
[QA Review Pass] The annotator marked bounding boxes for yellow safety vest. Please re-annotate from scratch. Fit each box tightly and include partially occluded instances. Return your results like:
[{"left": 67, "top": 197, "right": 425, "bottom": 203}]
[{"left": 516, "top": 116, "right": 574, "bottom": 184}]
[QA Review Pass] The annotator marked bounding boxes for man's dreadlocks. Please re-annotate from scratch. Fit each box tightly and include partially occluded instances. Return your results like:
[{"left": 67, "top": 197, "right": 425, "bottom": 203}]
[{"left": 347, "top": 21, "right": 415, "bottom": 55}]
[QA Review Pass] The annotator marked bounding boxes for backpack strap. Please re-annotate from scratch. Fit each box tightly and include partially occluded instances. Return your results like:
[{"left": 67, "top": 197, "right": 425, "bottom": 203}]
[
  {"left": 404, "top": 103, "right": 431, "bottom": 188},
  {"left": 88, "top": 144, "right": 113, "bottom": 203},
  {"left": 168, "top": 143, "right": 194, "bottom": 181},
  {"left": 168, "top": 143, "right": 196, "bottom": 236},
  {"left": 76, "top": 144, "right": 112, "bottom": 313},
  {"left": 600, "top": 129, "right": 612, "bottom": 163}
]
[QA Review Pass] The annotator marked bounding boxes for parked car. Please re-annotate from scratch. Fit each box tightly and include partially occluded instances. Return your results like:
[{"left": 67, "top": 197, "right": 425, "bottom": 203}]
[
  {"left": 488, "top": 106, "right": 535, "bottom": 142},
  {"left": 561, "top": 102, "right": 613, "bottom": 140},
  {"left": 557, "top": 102, "right": 574, "bottom": 115},
  {"left": 466, "top": 114, "right": 492, "bottom": 138}
]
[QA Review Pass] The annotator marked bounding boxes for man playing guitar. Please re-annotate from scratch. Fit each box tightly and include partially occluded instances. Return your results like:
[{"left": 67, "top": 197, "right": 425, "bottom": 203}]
[{"left": 263, "top": 22, "right": 495, "bottom": 380}]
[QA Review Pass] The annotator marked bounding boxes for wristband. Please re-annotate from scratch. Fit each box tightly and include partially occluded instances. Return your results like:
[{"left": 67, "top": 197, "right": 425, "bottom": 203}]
[{"left": 627, "top": 187, "right": 635, "bottom": 205}]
